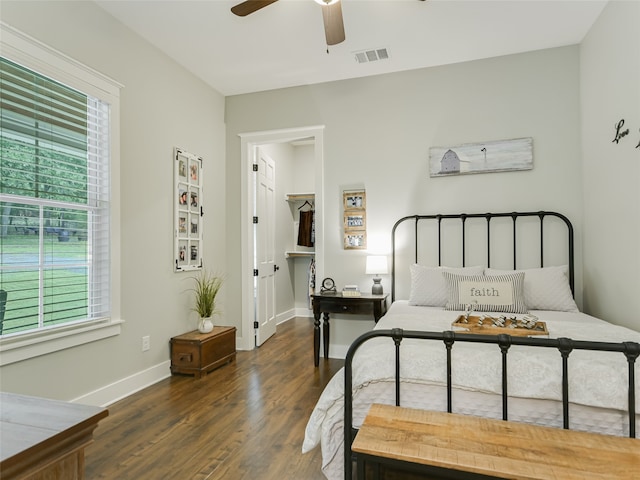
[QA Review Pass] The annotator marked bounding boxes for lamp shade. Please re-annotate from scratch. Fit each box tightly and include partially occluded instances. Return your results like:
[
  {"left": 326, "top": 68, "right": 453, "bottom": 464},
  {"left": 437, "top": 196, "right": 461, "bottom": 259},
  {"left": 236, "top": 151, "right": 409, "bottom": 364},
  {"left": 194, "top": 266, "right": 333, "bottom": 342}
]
[{"left": 366, "top": 255, "right": 388, "bottom": 275}]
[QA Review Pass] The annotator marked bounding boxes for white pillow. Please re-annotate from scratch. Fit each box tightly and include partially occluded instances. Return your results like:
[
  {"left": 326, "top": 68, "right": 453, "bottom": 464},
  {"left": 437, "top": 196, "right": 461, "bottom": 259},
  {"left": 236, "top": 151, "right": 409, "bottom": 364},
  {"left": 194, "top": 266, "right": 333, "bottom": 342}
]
[
  {"left": 443, "top": 271, "right": 528, "bottom": 314},
  {"left": 485, "top": 265, "right": 578, "bottom": 312},
  {"left": 408, "top": 265, "right": 484, "bottom": 307}
]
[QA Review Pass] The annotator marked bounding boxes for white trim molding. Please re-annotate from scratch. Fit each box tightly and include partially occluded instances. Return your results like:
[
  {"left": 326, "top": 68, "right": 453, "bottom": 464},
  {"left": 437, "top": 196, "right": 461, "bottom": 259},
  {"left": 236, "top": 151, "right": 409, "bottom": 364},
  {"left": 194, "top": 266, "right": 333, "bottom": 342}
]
[
  {"left": 71, "top": 360, "right": 170, "bottom": 407},
  {"left": 0, "top": 319, "right": 124, "bottom": 366}
]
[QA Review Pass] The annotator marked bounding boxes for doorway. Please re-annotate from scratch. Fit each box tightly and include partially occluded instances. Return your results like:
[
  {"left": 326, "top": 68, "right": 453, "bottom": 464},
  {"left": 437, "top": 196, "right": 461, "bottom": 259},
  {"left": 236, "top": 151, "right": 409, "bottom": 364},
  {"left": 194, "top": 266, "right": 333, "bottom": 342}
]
[{"left": 238, "top": 126, "right": 325, "bottom": 351}]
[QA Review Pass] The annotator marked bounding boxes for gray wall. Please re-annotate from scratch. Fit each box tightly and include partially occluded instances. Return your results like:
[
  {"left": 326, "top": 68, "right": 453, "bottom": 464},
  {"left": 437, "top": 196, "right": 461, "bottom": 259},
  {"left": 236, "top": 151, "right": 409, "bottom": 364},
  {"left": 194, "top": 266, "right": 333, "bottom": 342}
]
[
  {"left": 1, "top": 1, "right": 227, "bottom": 402},
  {"left": 580, "top": 0, "right": 640, "bottom": 331},
  {"left": 1, "top": 0, "right": 637, "bottom": 404},
  {"left": 225, "top": 46, "right": 585, "bottom": 355}
]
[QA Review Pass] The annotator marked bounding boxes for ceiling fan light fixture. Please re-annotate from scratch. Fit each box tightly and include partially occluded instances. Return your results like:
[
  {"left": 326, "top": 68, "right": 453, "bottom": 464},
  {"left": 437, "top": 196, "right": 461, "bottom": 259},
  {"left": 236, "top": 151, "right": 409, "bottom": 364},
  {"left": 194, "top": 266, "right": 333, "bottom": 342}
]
[{"left": 232, "top": 0, "right": 345, "bottom": 46}]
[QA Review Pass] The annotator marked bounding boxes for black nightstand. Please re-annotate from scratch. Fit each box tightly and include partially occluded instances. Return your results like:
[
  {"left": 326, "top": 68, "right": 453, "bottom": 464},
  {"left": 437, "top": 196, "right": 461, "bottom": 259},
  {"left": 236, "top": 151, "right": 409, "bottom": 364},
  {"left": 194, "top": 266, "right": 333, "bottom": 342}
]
[{"left": 310, "top": 293, "right": 388, "bottom": 366}]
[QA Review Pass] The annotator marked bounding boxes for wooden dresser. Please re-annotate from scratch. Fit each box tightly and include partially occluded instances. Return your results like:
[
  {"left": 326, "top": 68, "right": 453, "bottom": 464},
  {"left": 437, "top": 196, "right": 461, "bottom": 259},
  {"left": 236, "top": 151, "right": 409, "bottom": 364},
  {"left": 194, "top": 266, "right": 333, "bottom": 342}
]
[
  {"left": 0, "top": 392, "right": 108, "bottom": 480},
  {"left": 170, "top": 326, "right": 236, "bottom": 378}
]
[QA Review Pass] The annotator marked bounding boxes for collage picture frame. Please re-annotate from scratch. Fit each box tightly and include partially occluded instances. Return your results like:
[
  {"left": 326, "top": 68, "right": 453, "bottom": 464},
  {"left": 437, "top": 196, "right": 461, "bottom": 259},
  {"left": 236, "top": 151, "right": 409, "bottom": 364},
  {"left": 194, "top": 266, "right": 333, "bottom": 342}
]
[
  {"left": 343, "top": 190, "right": 367, "bottom": 249},
  {"left": 174, "top": 147, "right": 203, "bottom": 271}
]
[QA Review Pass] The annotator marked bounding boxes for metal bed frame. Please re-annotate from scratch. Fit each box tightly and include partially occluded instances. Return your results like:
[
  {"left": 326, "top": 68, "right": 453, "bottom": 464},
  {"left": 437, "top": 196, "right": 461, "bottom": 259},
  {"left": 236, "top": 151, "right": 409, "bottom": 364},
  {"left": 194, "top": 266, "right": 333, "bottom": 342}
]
[
  {"left": 343, "top": 211, "right": 639, "bottom": 480},
  {"left": 391, "top": 211, "right": 575, "bottom": 302}
]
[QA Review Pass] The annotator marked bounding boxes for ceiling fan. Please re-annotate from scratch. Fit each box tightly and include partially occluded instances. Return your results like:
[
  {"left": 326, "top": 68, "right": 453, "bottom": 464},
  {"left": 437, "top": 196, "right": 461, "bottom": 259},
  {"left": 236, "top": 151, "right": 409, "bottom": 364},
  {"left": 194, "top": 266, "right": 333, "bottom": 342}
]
[{"left": 231, "top": 0, "right": 346, "bottom": 46}]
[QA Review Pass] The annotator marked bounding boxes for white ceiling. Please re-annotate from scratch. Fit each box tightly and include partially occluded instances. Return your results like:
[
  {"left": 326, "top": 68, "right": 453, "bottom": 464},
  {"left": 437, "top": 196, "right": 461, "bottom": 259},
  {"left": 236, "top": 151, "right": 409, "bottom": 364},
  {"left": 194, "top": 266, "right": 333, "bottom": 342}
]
[{"left": 94, "top": 0, "right": 608, "bottom": 96}]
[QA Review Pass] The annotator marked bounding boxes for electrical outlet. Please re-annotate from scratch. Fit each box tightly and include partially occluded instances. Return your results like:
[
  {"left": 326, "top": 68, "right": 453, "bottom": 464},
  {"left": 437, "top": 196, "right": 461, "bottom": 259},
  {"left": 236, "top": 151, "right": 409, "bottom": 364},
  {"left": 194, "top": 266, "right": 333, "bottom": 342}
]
[{"left": 142, "top": 335, "right": 150, "bottom": 352}]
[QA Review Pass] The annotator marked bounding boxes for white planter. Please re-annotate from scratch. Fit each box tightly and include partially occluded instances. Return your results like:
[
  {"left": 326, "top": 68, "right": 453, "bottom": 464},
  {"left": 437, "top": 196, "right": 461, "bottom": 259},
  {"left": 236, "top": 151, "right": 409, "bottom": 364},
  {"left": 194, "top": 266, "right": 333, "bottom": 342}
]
[{"left": 198, "top": 317, "right": 213, "bottom": 333}]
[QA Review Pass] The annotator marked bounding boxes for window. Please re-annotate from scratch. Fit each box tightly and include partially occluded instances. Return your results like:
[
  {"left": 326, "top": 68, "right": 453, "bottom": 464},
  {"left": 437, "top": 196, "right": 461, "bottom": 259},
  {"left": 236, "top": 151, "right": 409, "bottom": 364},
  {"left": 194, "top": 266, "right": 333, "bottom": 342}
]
[
  {"left": 0, "top": 24, "right": 121, "bottom": 364},
  {"left": 1, "top": 56, "right": 110, "bottom": 335}
]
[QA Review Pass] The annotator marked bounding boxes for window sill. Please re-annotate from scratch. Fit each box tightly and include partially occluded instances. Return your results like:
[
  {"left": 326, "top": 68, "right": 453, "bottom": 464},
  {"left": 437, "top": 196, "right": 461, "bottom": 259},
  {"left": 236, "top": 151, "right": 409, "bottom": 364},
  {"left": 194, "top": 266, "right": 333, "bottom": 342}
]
[{"left": 0, "top": 319, "right": 124, "bottom": 366}]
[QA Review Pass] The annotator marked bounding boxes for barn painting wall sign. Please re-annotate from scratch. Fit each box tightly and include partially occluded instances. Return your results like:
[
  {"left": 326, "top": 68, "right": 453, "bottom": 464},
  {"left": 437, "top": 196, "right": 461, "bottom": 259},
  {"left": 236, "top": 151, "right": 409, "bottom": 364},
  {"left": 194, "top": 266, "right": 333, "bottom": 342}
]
[{"left": 429, "top": 137, "right": 533, "bottom": 177}]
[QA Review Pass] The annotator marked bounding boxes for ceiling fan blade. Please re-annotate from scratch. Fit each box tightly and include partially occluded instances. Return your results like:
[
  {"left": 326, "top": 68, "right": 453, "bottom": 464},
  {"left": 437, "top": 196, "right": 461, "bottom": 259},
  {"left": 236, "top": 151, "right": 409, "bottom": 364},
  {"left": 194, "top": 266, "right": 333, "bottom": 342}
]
[
  {"left": 321, "top": 1, "right": 346, "bottom": 46},
  {"left": 231, "top": 0, "right": 279, "bottom": 17}
]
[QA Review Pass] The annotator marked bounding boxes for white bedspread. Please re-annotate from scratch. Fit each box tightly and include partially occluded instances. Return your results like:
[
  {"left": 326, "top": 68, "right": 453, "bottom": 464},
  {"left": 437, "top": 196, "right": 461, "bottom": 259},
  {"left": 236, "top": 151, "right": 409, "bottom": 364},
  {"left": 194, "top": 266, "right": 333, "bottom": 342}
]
[{"left": 302, "top": 302, "right": 640, "bottom": 480}]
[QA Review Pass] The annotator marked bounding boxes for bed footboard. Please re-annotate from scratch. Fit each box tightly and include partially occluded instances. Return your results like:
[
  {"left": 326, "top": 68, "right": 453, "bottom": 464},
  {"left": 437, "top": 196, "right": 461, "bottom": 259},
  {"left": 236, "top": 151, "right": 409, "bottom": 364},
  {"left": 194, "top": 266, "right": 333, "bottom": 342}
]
[{"left": 343, "top": 329, "right": 640, "bottom": 480}]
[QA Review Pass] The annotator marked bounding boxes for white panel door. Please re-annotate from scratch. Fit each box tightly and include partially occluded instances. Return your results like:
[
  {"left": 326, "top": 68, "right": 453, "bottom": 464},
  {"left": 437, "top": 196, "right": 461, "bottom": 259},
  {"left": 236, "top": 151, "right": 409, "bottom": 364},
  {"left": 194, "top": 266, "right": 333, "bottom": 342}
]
[{"left": 255, "top": 148, "right": 277, "bottom": 346}]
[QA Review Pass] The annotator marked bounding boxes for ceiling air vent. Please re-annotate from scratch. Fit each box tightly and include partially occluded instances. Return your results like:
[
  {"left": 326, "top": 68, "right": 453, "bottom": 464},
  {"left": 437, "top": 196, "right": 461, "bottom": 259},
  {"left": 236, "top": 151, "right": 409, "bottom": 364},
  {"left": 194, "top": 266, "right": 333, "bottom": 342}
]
[{"left": 354, "top": 48, "right": 389, "bottom": 64}]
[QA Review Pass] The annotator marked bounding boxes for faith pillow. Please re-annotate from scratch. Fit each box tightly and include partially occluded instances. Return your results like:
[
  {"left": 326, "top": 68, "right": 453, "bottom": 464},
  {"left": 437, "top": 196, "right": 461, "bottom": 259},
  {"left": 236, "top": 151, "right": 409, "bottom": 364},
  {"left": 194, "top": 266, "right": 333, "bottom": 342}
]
[{"left": 443, "top": 271, "right": 528, "bottom": 314}]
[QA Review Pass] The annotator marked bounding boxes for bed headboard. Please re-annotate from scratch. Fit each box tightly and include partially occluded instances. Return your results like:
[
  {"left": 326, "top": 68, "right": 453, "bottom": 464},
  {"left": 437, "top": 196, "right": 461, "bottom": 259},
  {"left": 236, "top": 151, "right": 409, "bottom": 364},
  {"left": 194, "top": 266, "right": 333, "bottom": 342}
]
[{"left": 391, "top": 211, "right": 574, "bottom": 302}]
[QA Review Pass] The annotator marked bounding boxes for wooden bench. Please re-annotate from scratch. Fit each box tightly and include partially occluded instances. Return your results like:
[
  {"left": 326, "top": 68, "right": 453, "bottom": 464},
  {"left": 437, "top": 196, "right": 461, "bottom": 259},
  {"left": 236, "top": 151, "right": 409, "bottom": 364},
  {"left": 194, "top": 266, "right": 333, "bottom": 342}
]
[{"left": 351, "top": 403, "right": 640, "bottom": 480}]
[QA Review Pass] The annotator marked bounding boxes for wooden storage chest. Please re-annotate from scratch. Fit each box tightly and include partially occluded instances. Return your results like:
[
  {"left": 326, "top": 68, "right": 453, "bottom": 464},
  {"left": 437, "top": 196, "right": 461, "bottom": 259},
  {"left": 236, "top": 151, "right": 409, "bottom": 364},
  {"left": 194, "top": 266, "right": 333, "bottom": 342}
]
[{"left": 170, "top": 326, "right": 236, "bottom": 378}]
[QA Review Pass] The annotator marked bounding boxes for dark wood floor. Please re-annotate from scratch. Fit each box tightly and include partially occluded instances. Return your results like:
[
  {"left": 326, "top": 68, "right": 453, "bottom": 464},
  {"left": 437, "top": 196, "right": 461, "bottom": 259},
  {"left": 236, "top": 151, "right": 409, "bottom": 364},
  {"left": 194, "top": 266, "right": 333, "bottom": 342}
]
[{"left": 85, "top": 318, "right": 343, "bottom": 480}]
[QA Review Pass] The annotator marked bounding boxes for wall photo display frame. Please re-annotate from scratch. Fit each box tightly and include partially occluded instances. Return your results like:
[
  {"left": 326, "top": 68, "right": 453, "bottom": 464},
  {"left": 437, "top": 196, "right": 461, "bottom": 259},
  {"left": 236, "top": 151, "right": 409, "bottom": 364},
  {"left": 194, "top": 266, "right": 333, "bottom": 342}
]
[
  {"left": 174, "top": 147, "right": 203, "bottom": 271},
  {"left": 344, "top": 231, "right": 366, "bottom": 249},
  {"left": 343, "top": 191, "right": 366, "bottom": 210},
  {"left": 344, "top": 212, "right": 366, "bottom": 230},
  {"left": 343, "top": 190, "right": 366, "bottom": 250}
]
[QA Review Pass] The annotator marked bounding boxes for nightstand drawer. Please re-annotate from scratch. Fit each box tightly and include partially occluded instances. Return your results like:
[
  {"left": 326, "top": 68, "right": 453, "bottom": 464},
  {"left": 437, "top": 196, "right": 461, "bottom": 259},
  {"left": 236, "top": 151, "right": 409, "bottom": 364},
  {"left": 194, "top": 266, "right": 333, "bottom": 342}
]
[{"left": 325, "top": 302, "right": 372, "bottom": 315}]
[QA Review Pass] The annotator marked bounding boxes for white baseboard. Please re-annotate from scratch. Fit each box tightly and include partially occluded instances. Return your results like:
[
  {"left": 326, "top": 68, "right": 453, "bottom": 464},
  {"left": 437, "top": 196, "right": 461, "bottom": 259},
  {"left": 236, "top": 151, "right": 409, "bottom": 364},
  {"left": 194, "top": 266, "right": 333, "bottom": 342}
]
[
  {"left": 276, "top": 308, "right": 312, "bottom": 325},
  {"left": 71, "top": 360, "right": 171, "bottom": 407},
  {"left": 70, "top": 310, "right": 319, "bottom": 407},
  {"left": 276, "top": 308, "right": 295, "bottom": 325},
  {"left": 295, "top": 307, "right": 313, "bottom": 318},
  {"left": 328, "top": 344, "right": 349, "bottom": 360}
]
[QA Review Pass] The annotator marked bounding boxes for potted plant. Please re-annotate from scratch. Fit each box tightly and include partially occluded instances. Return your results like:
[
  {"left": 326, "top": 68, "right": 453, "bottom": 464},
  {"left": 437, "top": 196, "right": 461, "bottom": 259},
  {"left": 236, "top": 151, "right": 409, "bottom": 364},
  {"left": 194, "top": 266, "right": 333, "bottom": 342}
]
[{"left": 190, "top": 270, "right": 223, "bottom": 333}]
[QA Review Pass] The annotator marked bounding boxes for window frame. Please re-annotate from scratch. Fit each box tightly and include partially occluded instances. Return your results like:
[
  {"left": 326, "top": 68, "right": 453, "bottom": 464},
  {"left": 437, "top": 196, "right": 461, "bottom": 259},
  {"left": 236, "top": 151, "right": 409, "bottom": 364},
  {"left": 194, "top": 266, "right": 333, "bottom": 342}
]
[{"left": 0, "top": 23, "right": 123, "bottom": 366}]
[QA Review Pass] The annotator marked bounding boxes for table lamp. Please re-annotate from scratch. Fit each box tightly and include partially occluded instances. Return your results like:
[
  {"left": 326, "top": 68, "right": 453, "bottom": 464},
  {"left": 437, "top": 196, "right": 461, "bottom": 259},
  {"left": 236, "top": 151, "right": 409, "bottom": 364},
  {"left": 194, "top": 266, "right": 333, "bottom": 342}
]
[{"left": 366, "top": 255, "right": 388, "bottom": 294}]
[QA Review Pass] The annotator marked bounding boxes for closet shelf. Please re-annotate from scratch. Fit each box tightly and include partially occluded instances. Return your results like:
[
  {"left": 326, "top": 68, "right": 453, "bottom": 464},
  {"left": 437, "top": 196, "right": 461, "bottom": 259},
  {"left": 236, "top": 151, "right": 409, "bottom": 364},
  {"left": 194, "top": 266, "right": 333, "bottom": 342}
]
[
  {"left": 285, "top": 193, "right": 314, "bottom": 202},
  {"left": 285, "top": 251, "right": 315, "bottom": 258}
]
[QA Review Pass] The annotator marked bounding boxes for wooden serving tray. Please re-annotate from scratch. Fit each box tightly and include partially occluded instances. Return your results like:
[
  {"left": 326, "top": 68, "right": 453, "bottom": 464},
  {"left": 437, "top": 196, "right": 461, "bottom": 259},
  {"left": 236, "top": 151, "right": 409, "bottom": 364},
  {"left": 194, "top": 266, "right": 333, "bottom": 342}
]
[{"left": 452, "top": 315, "right": 548, "bottom": 337}]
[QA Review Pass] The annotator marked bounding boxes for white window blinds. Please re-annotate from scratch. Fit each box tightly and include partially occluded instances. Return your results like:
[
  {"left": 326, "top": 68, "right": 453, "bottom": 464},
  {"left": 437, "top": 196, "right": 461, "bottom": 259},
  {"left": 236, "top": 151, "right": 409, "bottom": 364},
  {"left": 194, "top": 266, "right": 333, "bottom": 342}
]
[{"left": 0, "top": 56, "right": 111, "bottom": 335}]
